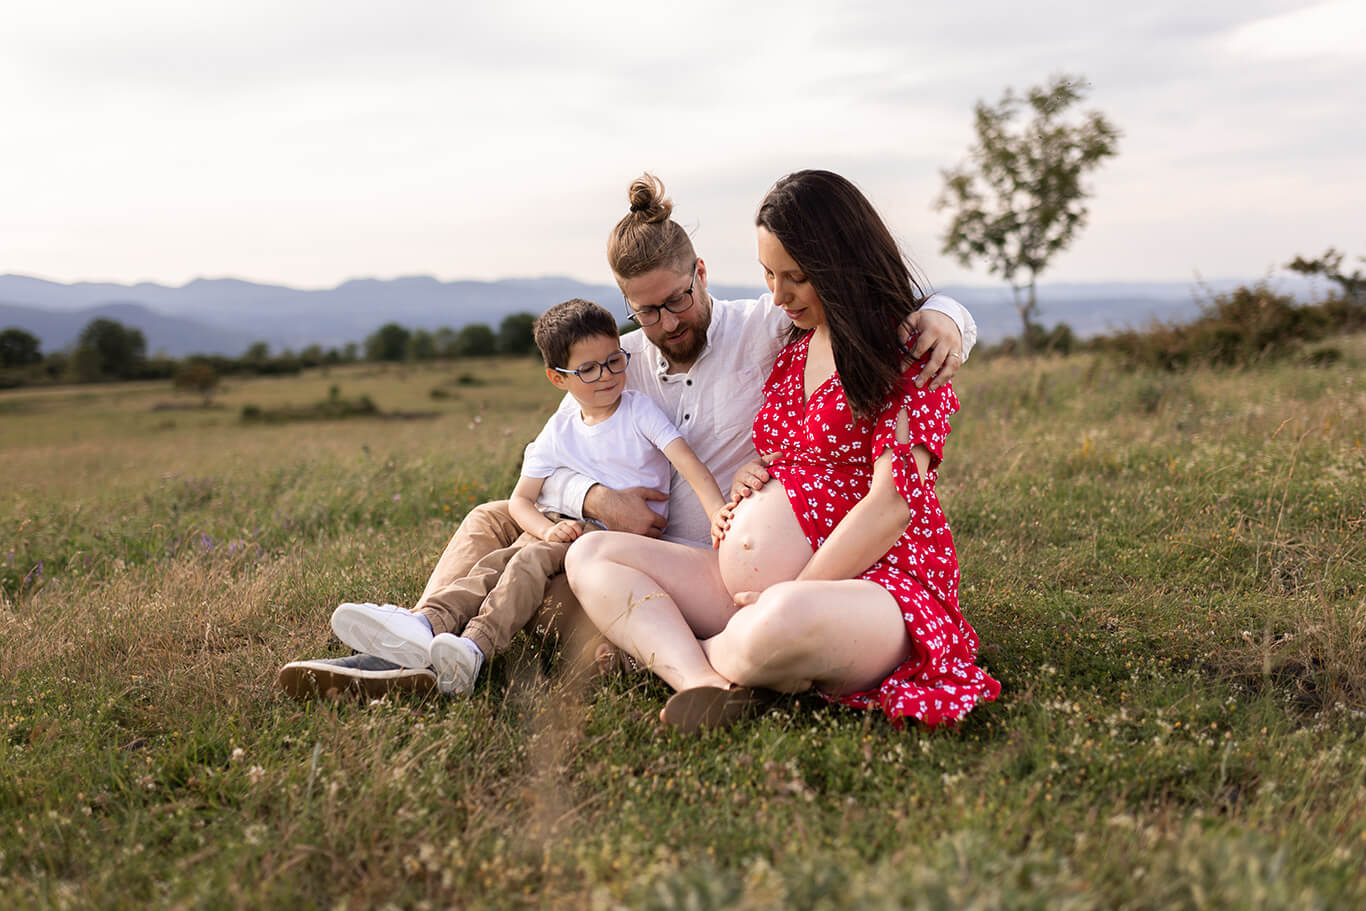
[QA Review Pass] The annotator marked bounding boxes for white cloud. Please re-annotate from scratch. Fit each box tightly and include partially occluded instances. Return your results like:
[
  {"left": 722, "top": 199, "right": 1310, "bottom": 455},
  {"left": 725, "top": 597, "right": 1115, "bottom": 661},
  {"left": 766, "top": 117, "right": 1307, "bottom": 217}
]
[
  {"left": 1224, "top": 1, "right": 1366, "bottom": 59},
  {"left": 1, "top": 1, "right": 1363, "bottom": 288}
]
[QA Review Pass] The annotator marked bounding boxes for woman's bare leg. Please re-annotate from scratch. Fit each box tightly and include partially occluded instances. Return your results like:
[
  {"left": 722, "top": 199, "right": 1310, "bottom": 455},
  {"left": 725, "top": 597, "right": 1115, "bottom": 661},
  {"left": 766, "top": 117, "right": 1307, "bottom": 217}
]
[
  {"left": 565, "top": 532, "right": 737, "bottom": 692},
  {"left": 701, "top": 579, "right": 912, "bottom": 695}
]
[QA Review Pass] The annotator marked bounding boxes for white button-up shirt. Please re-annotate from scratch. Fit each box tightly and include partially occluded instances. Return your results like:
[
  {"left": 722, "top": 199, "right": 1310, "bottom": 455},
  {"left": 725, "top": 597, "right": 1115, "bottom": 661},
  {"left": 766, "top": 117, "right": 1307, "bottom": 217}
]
[{"left": 539, "top": 293, "right": 975, "bottom": 546}]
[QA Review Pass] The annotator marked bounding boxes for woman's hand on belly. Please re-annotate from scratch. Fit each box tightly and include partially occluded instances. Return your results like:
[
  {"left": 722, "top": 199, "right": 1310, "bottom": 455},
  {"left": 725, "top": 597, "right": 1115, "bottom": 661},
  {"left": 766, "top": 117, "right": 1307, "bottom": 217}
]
[{"left": 717, "top": 480, "right": 814, "bottom": 598}]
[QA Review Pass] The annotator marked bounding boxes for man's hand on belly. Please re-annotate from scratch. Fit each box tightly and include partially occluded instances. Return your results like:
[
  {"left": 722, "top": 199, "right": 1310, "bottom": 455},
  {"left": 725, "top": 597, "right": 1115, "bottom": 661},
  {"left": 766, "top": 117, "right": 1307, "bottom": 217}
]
[{"left": 583, "top": 484, "right": 669, "bottom": 537}]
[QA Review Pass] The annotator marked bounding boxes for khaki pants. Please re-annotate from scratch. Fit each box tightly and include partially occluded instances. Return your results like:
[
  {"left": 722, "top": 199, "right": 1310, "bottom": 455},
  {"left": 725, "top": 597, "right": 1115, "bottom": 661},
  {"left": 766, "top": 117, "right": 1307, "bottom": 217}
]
[{"left": 413, "top": 500, "right": 597, "bottom": 662}]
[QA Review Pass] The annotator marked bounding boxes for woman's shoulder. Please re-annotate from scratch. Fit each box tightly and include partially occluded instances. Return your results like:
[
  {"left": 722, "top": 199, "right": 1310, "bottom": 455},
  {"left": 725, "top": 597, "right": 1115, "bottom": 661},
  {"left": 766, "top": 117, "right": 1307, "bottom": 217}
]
[
  {"left": 875, "top": 336, "right": 957, "bottom": 409},
  {"left": 780, "top": 330, "right": 811, "bottom": 355},
  {"left": 769, "top": 332, "right": 809, "bottom": 372}
]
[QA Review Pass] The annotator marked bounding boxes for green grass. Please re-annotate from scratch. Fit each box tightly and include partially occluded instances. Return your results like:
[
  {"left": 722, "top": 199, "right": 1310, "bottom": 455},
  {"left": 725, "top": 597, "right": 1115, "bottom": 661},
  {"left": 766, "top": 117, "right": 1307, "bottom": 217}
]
[{"left": 2, "top": 346, "right": 1364, "bottom": 908}]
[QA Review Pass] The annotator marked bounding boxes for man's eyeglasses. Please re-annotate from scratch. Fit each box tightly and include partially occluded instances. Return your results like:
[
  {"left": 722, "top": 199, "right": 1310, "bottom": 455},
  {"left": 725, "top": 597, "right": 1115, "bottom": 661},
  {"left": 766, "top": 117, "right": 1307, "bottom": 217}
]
[
  {"left": 553, "top": 349, "right": 631, "bottom": 383},
  {"left": 625, "top": 263, "right": 698, "bottom": 327}
]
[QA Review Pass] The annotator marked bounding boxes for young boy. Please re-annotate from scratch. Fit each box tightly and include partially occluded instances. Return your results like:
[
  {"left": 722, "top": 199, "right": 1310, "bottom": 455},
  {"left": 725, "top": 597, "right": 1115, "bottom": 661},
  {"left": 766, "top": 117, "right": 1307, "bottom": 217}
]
[{"left": 329, "top": 298, "right": 726, "bottom": 694}]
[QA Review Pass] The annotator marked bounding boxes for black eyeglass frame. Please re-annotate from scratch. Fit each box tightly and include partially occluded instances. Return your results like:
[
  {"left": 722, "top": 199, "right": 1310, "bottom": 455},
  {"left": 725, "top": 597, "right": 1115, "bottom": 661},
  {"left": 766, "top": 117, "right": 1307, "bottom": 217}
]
[
  {"left": 624, "top": 262, "right": 699, "bottom": 327},
  {"left": 552, "top": 349, "right": 632, "bottom": 383}
]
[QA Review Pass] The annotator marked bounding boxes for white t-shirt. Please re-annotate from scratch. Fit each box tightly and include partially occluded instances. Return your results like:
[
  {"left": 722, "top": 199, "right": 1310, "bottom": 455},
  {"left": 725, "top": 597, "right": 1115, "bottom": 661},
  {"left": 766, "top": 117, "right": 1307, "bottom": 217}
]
[
  {"left": 522, "top": 389, "right": 682, "bottom": 522},
  {"left": 539, "top": 293, "right": 975, "bottom": 546}
]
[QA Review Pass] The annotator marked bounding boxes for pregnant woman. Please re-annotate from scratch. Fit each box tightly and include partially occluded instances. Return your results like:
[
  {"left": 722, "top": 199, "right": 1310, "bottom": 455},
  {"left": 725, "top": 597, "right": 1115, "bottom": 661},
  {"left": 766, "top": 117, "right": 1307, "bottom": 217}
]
[{"left": 567, "top": 170, "right": 1000, "bottom": 731}]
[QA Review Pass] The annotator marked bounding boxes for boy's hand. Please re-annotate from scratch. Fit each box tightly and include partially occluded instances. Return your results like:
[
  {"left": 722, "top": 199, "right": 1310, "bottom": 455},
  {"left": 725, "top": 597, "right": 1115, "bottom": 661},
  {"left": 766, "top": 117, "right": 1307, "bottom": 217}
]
[
  {"left": 545, "top": 520, "right": 586, "bottom": 543},
  {"left": 710, "top": 499, "right": 737, "bottom": 549},
  {"left": 729, "top": 452, "right": 779, "bottom": 501}
]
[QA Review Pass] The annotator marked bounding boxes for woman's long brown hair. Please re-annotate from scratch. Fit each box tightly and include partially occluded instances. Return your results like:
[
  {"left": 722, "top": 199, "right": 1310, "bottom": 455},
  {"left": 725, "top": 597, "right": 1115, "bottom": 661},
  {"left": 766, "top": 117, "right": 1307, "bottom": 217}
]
[{"left": 756, "top": 170, "right": 928, "bottom": 420}]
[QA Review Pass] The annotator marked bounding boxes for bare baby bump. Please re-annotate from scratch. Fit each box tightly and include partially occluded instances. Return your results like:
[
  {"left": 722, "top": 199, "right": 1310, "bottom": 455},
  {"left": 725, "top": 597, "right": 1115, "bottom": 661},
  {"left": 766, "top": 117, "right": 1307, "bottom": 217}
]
[{"left": 718, "top": 480, "right": 814, "bottom": 597}]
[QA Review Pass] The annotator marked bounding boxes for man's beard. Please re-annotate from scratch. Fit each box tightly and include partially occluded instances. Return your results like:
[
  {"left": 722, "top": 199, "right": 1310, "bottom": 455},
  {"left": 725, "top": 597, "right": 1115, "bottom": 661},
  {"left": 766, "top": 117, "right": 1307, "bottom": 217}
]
[
  {"left": 655, "top": 326, "right": 707, "bottom": 365},
  {"left": 653, "top": 300, "right": 711, "bottom": 365}
]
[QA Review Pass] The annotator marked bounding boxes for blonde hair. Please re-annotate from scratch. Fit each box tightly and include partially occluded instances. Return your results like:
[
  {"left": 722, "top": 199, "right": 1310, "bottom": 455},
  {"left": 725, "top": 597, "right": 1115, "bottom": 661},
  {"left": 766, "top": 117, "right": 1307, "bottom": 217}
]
[{"left": 606, "top": 173, "right": 697, "bottom": 281}]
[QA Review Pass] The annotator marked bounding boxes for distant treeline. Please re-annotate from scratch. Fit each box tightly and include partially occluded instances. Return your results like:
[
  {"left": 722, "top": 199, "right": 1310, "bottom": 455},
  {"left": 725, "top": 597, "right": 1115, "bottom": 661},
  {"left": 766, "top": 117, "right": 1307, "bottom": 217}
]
[
  {"left": 0, "top": 312, "right": 560, "bottom": 390},
  {"left": 4, "top": 250, "right": 1363, "bottom": 389}
]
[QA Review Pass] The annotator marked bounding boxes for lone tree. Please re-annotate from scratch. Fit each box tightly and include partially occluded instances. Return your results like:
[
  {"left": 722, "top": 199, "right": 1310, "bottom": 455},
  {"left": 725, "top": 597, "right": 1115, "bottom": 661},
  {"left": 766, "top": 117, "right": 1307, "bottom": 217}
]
[
  {"left": 173, "top": 360, "right": 220, "bottom": 404},
  {"left": 937, "top": 74, "right": 1120, "bottom": 349}
]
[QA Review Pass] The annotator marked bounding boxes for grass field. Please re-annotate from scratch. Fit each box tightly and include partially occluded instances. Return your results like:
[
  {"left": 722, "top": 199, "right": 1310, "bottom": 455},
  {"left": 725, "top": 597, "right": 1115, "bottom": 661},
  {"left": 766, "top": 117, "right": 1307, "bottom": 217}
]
[{"left": 3, "top": 339, "right": 1364, "bottom": 908}]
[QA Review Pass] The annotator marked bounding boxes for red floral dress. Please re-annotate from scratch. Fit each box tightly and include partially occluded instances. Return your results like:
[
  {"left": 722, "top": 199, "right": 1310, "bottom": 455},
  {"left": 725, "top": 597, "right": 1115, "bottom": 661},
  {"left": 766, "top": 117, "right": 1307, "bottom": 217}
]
[{"left": 753, "top": 332, "right": 1001, "bottom": 727}]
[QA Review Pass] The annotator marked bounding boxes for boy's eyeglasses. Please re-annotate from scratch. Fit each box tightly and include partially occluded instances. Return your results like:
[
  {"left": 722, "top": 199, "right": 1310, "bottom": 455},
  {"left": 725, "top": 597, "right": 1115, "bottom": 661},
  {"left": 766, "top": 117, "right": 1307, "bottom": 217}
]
[
  {"left": 625, "top": 263, "right": 698, "bottom": 327},
  {"left": 553, "top": 349, "right": 631, "bottom": 383}
]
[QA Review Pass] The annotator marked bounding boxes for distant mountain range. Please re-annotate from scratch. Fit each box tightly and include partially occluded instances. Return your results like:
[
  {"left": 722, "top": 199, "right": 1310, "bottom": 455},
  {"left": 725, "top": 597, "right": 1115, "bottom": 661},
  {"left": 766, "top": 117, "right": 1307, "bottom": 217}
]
[{"left": 0, "top": 272, "right": 1323, "bottom": 358}]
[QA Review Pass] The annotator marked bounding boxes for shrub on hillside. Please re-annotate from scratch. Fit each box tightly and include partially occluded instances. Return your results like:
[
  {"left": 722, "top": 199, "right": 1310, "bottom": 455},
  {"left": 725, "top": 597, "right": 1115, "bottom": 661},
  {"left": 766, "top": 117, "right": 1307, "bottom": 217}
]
[{"left": 1101, "top": 282, "right": 1339, "bottom": 371}]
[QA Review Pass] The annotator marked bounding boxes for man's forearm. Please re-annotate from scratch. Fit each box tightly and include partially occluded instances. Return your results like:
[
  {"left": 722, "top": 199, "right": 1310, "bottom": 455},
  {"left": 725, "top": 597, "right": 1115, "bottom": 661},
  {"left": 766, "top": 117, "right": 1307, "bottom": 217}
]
[{"left": 537, "top": 467, "right": 596, "bottom": 520}]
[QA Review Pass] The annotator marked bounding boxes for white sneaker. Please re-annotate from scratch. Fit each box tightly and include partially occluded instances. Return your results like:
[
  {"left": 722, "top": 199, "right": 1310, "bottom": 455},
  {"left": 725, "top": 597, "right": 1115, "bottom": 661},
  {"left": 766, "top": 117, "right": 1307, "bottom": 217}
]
[
  {"left": 330, "top": 602, "right": 433, "bottom": 669},
  {"left": 428, "top": 634, "right": 483, "bottom": 695}
]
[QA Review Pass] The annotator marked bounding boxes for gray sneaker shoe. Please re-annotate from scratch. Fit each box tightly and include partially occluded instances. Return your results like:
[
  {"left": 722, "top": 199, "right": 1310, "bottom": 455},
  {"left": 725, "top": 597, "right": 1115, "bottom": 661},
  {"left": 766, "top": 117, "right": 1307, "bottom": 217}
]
[
  {"left": 428, "top": 634, "right": 482, "bottom": 695},
  {"left": 276, "top": 653, "right": 437, "bottom": 701},
  {"left": 330, "top": 602, "right": 434, "bottom": 669}
]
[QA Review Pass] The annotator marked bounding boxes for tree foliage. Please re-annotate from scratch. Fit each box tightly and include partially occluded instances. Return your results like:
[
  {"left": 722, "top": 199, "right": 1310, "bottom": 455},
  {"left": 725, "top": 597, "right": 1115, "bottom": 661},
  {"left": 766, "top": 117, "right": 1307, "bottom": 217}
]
[
  {"left": 242, "top": 341, "right": 271, "bottom": 363},
  {"left": 408, "top": 329, "right": 436, "bottom": 361},
  {"left": 1287, "top": 248, "right": 1365, "bottom": 304},
  {"left": 432, "top": 328, "right": 459, "bottom": 359},
  {"left": 365, "top": 323, "right": 412, "bottom": 362},
  {"left": 453, "top": 323, "right": 496, "bottom": 357},
  {"left": 76, "top": 318, "right": 147, "bottom": 380},
  {"left": 0, "top": 328, "right": 42, "bottom": 368},
  {"left": 937, "top": 74, "right": 1120, "bottom": 349},
  {"left": 497, "top": 312, "right": 539, "bottom": 356}
]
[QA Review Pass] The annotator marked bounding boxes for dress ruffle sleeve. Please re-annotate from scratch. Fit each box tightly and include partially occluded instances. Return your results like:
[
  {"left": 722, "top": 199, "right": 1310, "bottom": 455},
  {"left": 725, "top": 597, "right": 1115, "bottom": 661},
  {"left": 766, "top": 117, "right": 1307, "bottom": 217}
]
[{"left": 869, "top": 354, "right": 959, "bottom": 504}]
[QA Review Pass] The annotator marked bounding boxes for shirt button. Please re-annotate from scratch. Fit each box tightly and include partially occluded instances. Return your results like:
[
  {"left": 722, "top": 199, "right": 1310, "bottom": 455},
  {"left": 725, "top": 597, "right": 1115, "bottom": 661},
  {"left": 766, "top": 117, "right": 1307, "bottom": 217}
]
[
  {"left": 686, "top": 379, "right": 692, "bottom": 386},
  {"left": 684, "top": 414, "right": 690, "bottom": 421}
]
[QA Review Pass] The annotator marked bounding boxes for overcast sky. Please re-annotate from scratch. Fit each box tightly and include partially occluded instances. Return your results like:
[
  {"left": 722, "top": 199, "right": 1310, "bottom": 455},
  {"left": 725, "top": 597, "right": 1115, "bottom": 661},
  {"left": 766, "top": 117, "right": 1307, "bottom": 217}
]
[{"left": 2, "top": 0, "right": 1362, "bottom": 291}]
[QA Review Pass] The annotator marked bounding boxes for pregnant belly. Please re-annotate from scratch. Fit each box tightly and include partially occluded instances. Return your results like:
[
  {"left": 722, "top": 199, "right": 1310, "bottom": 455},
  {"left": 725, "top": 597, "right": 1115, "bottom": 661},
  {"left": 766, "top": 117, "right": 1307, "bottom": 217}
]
[{"left": 718, "top": 480, "right": 814, "bottom": 597}]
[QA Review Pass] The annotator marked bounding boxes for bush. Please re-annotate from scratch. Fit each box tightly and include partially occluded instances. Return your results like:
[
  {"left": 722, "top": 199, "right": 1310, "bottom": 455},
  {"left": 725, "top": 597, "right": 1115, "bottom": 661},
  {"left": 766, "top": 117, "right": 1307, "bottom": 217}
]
[
  {"left": 1101, "top": 282, "right": 1336, "bottom": 371},
  {"left": 173, "top": 362, "right": 220, "bottom": 401},
  {"left": 240, "top": 388, "right": 380, "bottom": 424}
]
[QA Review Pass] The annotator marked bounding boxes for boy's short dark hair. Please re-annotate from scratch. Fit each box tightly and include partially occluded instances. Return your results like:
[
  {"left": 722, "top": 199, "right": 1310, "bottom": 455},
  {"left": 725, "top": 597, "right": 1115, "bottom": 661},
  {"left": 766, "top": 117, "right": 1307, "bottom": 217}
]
[{"left": 533, "top": 298, "right": 619, "bottom": 369}]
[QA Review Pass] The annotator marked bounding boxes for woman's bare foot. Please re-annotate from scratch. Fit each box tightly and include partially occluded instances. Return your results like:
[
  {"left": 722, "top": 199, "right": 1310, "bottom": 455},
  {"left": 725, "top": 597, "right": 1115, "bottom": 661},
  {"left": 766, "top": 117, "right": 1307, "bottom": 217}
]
[{"left": 660, "top": 685, "right": 766, "bottom": 733}]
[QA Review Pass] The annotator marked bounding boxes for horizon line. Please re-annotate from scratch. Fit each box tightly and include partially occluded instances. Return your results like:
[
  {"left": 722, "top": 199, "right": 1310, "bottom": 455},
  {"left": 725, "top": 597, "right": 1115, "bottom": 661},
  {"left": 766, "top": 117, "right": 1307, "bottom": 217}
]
[{"left": 0, "top": 269, "right": 1314, "bottom": 295}]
